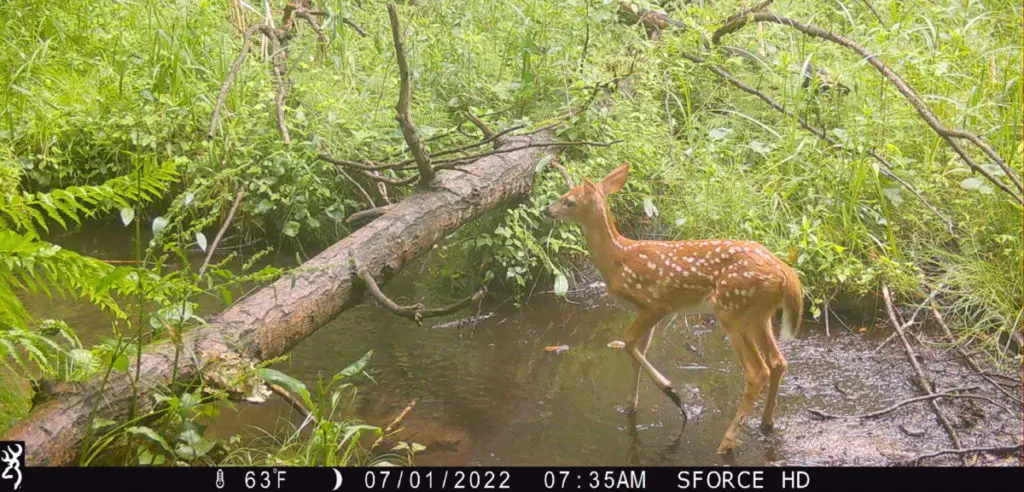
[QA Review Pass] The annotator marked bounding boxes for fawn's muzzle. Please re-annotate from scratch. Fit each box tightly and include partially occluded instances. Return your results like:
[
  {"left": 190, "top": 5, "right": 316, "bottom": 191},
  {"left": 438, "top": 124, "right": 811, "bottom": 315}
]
[{"left": 542, "top": 206, "right": 553, "bottom": 219}]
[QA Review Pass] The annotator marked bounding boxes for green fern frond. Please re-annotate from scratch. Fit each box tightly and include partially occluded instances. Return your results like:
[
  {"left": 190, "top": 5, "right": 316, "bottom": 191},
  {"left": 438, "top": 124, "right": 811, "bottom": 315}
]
[
  {"left": 0, "top": 159, "right": 178, "bottom": 237},
  {"left": 0, "top": 229, "right": 133, "bottom": 329}
]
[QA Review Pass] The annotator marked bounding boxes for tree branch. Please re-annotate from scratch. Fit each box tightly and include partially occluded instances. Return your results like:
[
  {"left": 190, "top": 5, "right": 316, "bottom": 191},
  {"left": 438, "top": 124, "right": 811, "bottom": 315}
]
[
  {"left": 883, "top": 286, "right": 963, "bottom": 452},
  {"left": 680, "top": 51, "right": 957, "bottom": 235},
  {"left": 349, "top": 251, "right": 487, "bottom": 326},
  {"left": 387, "top": 3, "right": 434, "bottom": 188},
  {"left": 713, "top": 12, "right": 1022, "bottom": 203},
  {"left": 901, "top": 444, "right": 1023, "bottom": 466},
  {"left": 198, "top": 187, "right": 246, "bottom": 278}
]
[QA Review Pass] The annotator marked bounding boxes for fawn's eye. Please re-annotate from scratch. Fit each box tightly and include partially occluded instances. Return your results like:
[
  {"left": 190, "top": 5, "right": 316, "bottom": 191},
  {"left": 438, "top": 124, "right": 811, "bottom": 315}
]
[{"left": 564, "top": 198, "right": 575, "bottom": 208}]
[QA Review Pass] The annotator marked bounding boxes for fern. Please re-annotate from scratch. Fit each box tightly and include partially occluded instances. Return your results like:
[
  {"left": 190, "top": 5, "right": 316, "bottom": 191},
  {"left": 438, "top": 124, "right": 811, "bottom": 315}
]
[
  {"left": 0, "top": 159, "right": 178, "bottom": 377},
  {"left": 0, "top": 159, "right": 178, "bottom": 237}
]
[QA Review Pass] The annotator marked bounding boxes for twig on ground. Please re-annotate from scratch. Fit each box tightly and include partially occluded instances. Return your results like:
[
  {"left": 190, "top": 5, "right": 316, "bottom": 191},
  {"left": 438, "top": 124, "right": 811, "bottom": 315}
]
[
  {"left": 808, "top": 385, "right": 1017, "bottom": 420},
  {"left": 883, "top": 286, "right": 963, "bottom": 454},
  {"left": 930, "top": 303, "right": 1023, "bottom": 407},
  {"left": 901, "top": 444, "right": 1023, "bottom": 466}
]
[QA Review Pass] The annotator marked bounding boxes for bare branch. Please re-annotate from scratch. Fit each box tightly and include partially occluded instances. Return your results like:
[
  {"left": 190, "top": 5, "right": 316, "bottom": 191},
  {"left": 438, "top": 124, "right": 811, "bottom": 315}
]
[
  {"left": 713, "top": 12, "right": 1022, "bottom": 203},
  {"left": 901, "top": 444, "right": 1023, "bottom": 466},
  {"left": 198, "top": 187, "right": 246, "bottom": 278},
  {"left": 808, "top": 385, "right": 1010, "bottom": 420},
  {"left": 335, "top": 166, "right": 377, "bottom": 208},
  {"left": 349, "top": 251, "right": 486, "bottom": 326},
  {"left": 550, "top": 157, "right": 574, "bottom": 189},
  {"left": 343, "top": 17, "right": 368, "bottom": 37},
  {"left": 465, "top": 111, "right": 496, "bottom": 140},
  {"left": 267, "top": 383, "right": 315, "bottom": 431},
  {"left": 883, "top": 286, "right": 963, "bottom": 452},
  {"left": 369, "top": 400, "right": 417, "bottom": 452},
  {"left": 387, "top": 3, "right": 434, "bottom": 187},
  {"left": 859, "top": 0, "right": 887, "bottom": 26},
  {"left": 345, "top": 204, "right": 396, "bottom": 224},
  {"left": 210, "top": 24, "right": 260, "bottom": 138},
  {"left": 681, "top": 52, "right": 956, "bottom": 235}
]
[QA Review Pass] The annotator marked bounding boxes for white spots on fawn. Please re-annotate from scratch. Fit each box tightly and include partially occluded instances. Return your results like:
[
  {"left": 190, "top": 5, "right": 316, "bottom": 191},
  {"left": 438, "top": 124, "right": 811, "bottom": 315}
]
[
  {"left": 638, "top": 253, "right": 648, "bottom": 259},
  {"left": 647, "top": 261, "right": 656, "bottom": 269}
]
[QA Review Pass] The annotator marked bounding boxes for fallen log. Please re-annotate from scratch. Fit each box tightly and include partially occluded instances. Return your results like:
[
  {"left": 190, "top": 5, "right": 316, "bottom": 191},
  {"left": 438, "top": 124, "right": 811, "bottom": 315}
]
[{"left": 5, "top": 134, "right": 553, "bottom": 466}]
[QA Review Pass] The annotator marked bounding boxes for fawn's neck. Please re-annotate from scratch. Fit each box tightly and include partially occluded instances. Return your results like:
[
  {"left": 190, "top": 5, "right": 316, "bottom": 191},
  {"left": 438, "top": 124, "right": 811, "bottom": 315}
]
[{"left": 579, "top": 200, "right": 630, "bottom": 279}]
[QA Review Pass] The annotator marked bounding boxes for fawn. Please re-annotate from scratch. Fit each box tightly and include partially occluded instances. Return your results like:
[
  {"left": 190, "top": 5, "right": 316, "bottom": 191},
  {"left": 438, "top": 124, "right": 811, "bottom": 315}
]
[{"left": 542, "top": 163, "right": 803, "bottom": 454}]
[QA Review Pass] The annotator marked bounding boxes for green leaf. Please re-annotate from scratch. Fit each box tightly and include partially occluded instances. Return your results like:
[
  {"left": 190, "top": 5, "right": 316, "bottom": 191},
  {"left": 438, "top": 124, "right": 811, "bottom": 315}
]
[
  {"left": 175, "top": 429, "right": 215, "bottom": 460},
  {"left": 553, "top": 272, "right": 568, "bottom": 296},
  {"left": 113, "top": 354, "right": 129, "bottom": 373},
  {"left": 282, "top": 221, "right": 300, "bottom": 237},
  {"left": 126, "top": 426, "right": 175, "bottom": 455},
  {"left": 91, "top": 417, "right": 116, "bottom": 430},
  {"left": 881, "top": 187, "right": 904, "bottom": 205},
  {"left": 151, "top": 216, "right": 168, "bottom": 237},
  {"left": 258, "top": 368, "right": 312, "bottom": 407},
  {"left": 335, "top": 350, "right": 374, "bottom": 380},
  {"left": 120, "top": 207, "right": 134, "bottom": 226}
]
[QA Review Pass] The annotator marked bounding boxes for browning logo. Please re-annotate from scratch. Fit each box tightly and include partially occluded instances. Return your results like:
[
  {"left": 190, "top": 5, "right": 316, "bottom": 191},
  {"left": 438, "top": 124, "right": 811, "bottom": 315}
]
[{"left": 0, "top": 442, "right": 22, "bottom": 491}]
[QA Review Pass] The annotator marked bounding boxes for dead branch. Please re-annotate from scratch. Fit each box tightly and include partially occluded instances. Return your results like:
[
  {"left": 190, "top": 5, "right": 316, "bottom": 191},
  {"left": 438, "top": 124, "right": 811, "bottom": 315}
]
[
  {"left": 713, "top": 12, "right": 1023, "bottom": 204},
  {"left": 929, "top": 302, "right": 1024, "bottom": 407},
  {"left": 210, "top": 2, "right": 331, "bottom": 145},
  {"left": 423, "top": 140, "right": 622, "bottom": 171},
  {"left": 343, "top": 17, "right": 368, "bottom": 37},
  {"left": 808, "top": 385, "right": 1005, "bottom": 420},
  {"left": 427, "top": 124, "right": 524, "bottom": 159},
  {"left": 875, "top": 287, "right": 944, "bottom": 352},
  {"left": 349, "top": 251, "right": 487, "bottom": 326},
  {"left": 335, "top": 166, "right": 377, "bottom": 208},
  {"left": 387, "top": 3, "right": 434, "bottom": 188},
  {"left": 369, "top": 399, "right": 417, "bottom": 452},
  {"left": 859, "top": 0, "right": 887, "bottom": 26},
  {"left": 883, "top": 286, "right": 963, "bottom": 452},
  {"left": 198, "top": 187, "right": 247, "bottom": 278},
  {"left": 210, "top": 24, "right": 261, "bottom": 138},
  {"left": 345, "top": 204, "right": 396, "bottom": 224},
  {"left": 267, "top": 383, "right": 315, "bottom": 428},
  {"left": 721, "top": 0, "right": 774, "bottom": 26},
  {"left": 901, "top": 444, "right": 1023, "bottom": 466},
  {"left": 549, "top": 157, "right": 574, "bottom": 188},
  {"left": 680, "top": 52, "right": 956, "bottom": 235},
  {"left": 465, "top": 111, "right": 496, "bottom": 140}
]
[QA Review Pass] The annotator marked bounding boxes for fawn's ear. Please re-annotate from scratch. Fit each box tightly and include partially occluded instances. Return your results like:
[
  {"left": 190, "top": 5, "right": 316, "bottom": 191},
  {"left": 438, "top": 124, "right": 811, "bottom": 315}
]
[{"left": 599, "top": 163, "right": 630, "bottom": 195}]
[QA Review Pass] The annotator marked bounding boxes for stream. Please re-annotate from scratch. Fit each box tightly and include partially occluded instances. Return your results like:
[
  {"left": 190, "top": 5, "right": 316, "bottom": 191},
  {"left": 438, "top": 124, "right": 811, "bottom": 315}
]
[{"left": 24, "top": 225, "right": 1023, "bottom": 467}]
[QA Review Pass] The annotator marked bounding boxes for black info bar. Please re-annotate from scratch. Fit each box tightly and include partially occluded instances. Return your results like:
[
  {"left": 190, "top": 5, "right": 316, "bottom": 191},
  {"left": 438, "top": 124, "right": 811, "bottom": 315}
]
[{"left": 4, "top": 466, "right": 1021, "bottom": 492}]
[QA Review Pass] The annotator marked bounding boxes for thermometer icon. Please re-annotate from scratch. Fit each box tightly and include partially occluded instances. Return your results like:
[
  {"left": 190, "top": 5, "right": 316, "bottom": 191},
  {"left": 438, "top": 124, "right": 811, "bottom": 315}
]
[{"left": 216, "top": 468, "right": 225, "bottom": 489}]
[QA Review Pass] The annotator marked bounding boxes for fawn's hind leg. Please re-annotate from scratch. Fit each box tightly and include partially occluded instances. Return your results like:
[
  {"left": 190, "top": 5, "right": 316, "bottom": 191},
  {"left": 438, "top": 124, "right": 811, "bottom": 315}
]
[
  {"left": 754, "top": 317, "right": 787, "bottom": 431},
  {"left": 716, "top": 318, "right": 769, "bottom": 454}
]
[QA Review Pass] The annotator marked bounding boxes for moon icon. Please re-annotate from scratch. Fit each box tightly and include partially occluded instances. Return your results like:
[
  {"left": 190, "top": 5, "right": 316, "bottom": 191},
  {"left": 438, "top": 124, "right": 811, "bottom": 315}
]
[{"left": 332, "top": 468, "right": 343, "bottom": 490}]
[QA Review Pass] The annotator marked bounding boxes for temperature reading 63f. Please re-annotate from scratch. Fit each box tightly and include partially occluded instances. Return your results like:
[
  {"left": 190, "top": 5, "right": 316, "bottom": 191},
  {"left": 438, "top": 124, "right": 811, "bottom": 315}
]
[{"left": 245, "top": 469, "right": 287, "bottom": 490}]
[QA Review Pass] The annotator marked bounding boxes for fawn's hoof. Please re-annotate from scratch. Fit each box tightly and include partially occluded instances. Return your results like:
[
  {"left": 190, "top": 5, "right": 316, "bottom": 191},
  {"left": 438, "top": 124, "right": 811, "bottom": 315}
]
[
  {"left": 760, "top": 420, "right": 775, "bottom": 434},
  {"left": 715, "top": 437, "right": 738, "bottom": 454}
]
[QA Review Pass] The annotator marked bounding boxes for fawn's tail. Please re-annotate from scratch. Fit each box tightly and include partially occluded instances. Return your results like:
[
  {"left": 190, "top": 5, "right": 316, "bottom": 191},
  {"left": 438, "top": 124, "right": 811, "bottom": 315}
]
[{"left": 778, "top": 265, "right": 804, "bottom": 341}]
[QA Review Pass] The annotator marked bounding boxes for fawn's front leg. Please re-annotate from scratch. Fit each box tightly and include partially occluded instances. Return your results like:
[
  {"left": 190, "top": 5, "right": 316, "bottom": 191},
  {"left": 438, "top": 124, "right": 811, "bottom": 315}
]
[
  {"left": 624, "top": 311, "right": 687, "bottom": 423},
  {"left": 630, "top": 324, "right": 656, "bottom": 413}
]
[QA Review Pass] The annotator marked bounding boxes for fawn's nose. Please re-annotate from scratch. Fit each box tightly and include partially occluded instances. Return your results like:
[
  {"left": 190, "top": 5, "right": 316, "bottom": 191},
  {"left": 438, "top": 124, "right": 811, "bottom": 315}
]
[{"left": 542, "top": 206, "right": 553, "bottom": 219}]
